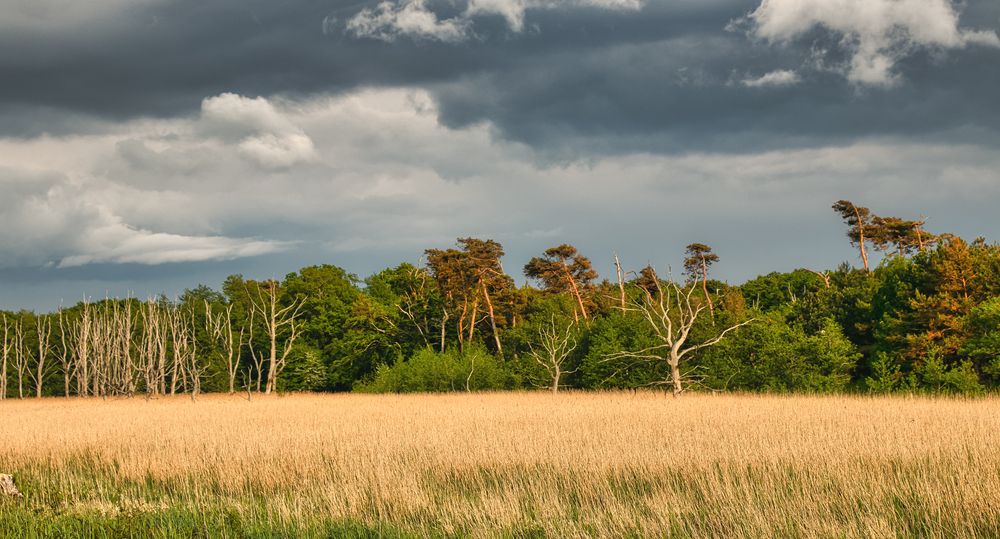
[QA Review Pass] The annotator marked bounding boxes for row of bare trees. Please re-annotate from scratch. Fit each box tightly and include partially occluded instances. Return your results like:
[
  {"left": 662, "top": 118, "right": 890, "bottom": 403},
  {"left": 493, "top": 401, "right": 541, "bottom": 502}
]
[
  {"left": 0, "top": 300, "right": 203, "bottom": 399},
  {"left": 1, "top": 282, "right": 304, "bottom": 399}
]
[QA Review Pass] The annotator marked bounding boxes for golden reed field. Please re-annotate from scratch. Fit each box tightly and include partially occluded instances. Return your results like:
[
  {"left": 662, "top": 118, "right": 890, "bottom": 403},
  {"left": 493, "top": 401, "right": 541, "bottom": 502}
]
[{"left": 2, "top": 392, "right": 1000, "bottom": 537}]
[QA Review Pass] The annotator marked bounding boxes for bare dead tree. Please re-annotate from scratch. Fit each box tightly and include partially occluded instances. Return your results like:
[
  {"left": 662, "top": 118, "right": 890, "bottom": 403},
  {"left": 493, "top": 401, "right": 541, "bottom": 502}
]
[
  {"left": 139, "top": 298, "right": 168, "bottom": 396},
  {"left": 246, "top": 281, "right": 304, "bottom": 394},
  {"left": 86, "top": 299, "right": 130, "bottom": 397},
  {"left": 614, "top": 252, "right": 627, "bottom": 311},
  {"left": 29, "top": 315, "right": 53, "bottom": 398},
  {"left": 465, "top": 353, "right": 475, "bottom": 392},
  {"left": 246, "top": 309, "right": 266, "bottom": 392},
  {"left": 397, "top": 265, "right": 433, "bottom": 350},
  {"left": 185, "top": 309, "right": 205, "bottom": 401},
  {"left": 1, "top": 315, "right": 9, "bottom": 400},
  {"left": 527, "top": 315, "right": 580, "bottom": 393},
  {"left": 167, "top": 304, "right": 191, "bottom": 395},
  {"left": 56, "top": 309, "right": 78, "bottom": 397},
  {"left": 89, "top": 301, "right": 113, "bottom": 397},
  {"left": 206, "top": 301, "right": 244, "bottom": 394},
  {"left": 71, "top": 301, "right": 87, "bottom": 396},
  {"left": 807, "top": 269, "right": 831, "bottom": 289},
  {"left": 605, "top": 267, "right": 753, "bottom": 396},
  {"left": 119, "top": 300, "right": 139, "bottom": 396},
  {"left": 242, "top": 368, "right": 254, "bottom": 401},
  {"left": 12, "top": 319, "right": 27, "bottom": 399}
]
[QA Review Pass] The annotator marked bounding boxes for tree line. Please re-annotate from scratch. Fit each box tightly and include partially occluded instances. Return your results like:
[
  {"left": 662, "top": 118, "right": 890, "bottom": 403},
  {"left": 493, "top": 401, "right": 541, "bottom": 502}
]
[{"left": 3, "top": 200, "right": 1000, "bottom": 398}]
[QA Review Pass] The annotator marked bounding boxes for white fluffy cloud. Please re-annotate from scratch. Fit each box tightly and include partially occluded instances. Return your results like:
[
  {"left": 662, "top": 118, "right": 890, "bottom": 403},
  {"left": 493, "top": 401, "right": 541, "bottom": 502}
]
[
  {"left": 347, "top": 0, "right": 644, "bottom": 41},
  {"left": 0, "top": 93, "right": 323, "bottom": 269},
  {"left": 58, "top": 224, "right": 287, "bottom": 268},
  {"left": 201, "top": 93, "right": 317, "bottom": 168},
  {"left": 346, "top": 0, "right": 471, "bottom": 42},
  {"left": 743, "top": 0, "right": 1000, "bottom": 86},
  {"left": 742, "top": 69, "right": 800, "bottom": 87},
  {"left": 0, "top": 166, "right": 289, "bottom": 269}
]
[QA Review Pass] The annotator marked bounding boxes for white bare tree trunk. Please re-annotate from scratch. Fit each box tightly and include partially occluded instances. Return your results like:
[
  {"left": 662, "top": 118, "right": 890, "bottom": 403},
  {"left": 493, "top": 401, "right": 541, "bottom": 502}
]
[
  {"left": 246, "top": 281, "right": 303, "bottom": 395},
  {"left": 605, "top": 269, "right": 753, "bottom": 396},
  {"left": 528, "top": 315, "right": 579, "bottom": 393}
]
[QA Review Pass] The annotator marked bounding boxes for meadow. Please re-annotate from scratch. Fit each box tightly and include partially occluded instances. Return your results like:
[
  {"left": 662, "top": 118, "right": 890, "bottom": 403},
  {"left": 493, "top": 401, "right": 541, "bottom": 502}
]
[{"left": 1, "top": 392, "right": 999, "bottom": 538}]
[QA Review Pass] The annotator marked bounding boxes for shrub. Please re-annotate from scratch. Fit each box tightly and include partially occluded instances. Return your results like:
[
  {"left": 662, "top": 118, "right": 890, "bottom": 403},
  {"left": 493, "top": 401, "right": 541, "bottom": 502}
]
[
  {"left": 697, "top": 314, "right": 859, "bottom": 392},
  {"left": 912, "top": 352, "right": 984, "bottom": 395},
  {"left": 356, "top": 346, "right": 511, "bottom": 393}
]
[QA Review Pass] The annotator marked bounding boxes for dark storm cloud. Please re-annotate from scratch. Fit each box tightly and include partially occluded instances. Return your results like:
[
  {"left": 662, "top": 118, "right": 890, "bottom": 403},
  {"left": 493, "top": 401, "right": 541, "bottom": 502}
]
[
  {"left": 432, "top": 42, "right": 1000, "bottom": 155},
  {"left": 2, "top": 0, "right": 997, "bottom": 152}
]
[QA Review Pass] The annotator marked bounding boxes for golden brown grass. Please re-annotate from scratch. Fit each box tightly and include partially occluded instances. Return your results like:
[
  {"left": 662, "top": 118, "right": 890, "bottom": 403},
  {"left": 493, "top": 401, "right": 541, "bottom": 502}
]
[{"left": 2, "top": 392, "right": 1000, "bottom": 537}]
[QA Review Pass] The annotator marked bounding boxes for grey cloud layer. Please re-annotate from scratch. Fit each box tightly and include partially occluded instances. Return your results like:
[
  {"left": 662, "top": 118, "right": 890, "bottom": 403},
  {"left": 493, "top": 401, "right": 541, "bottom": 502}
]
[{"left": 1, "top": 0, "right": 998, "bottom": 152}]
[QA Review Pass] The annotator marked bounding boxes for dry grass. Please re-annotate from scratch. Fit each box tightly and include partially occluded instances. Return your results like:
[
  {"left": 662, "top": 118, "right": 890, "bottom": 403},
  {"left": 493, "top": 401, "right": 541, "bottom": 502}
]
[{"left": 2, "top": 392, "right": 1000, "bottom": 537}]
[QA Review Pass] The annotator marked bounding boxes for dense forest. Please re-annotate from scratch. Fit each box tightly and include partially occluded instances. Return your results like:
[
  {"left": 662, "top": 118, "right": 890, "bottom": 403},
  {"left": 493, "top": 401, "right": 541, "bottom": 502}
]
[{"left": 2, "top": 200, "right": 999, "bottom": 398}]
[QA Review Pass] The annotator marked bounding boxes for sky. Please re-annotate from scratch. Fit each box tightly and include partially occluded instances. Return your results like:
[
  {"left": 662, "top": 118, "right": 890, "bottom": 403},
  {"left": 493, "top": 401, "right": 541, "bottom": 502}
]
[{"left": 1, "top": 0, "right": 999, "bottom": 311}]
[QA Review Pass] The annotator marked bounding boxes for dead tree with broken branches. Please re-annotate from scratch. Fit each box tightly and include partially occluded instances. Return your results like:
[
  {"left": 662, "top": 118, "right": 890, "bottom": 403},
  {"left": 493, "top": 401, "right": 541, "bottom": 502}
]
[
  {"left": 29, "top": 314, "right": 53, "bottom": 398},
  {"left": 605, "top": 267, "right": 753, "bottom": 396},
  {"left": 246, "top": 280, "right": 304, "bottom": 394},
  {"left": 206, "top": 301, "right": 244, "bottom": 394},
  {"left": 527, "top": 315, "right": 580, "bottom": 393},
  {"left": 1, "top": 315, "right": 9, "bottom": 400}
]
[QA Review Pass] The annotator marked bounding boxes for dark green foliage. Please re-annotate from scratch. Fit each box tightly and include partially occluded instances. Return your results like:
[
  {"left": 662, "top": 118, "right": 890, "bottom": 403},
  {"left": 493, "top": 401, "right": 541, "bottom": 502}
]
[
  {"left": 358, "top": 346, "right": 511, "bottom": 393},
  {"left": 908, "top": 352, "right": 984, "bottom": 395},
  {"left": 279, "top": 344, "right": 328, "bottom": 392},
  {"left": 865, "top": 353, "right": 901, "bottom": 393},
  {"left": 697, "top": 313, "right": 859, "bottom": 392},
  {"left": 740, "top": 270, "right": 827, "bottom": 313},
  {"left": 502, "top": 294, "right": 583, "bottom": 391},
  {"left": 282, "top": 265, "right": 362, "bottom": 389},
  {"left": 577, "top": 311, "right": 666, "bottom": 389},
  {"left": 961, "top": 297, "right": 1000, "bottom": 383}
]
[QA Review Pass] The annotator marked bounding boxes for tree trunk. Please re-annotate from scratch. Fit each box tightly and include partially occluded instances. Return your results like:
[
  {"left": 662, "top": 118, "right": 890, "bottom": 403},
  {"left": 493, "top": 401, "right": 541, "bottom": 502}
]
[
  {"left": 457, "top": 296, "right": 467, "bottom": 353},
  {"left": 669, "top": 356, "right": 683, "bottom": 397},
  {"left": 701, "top": 258, "right": 715, "bottom": 325},
  {"left": 1, "top": 320, "right": 8, "bottom": 400},
  {"left": 669, "top": 344, "right": 684, "bottom": 396},
  {"left": 467, "top": 298, "right": 479, "bottom": 342},
  {"left": 480, "top": 281, "right": 503, "bottom": 355},
  {"left": 853, "top": 205, "right": 870, "bottom": 272},
  {"left": 266, "top": 317, "right": 277, "bottom": 394},
  {"left": 562, "top": 262, "right": 589, "bottom": 321},
  {"left": 614, "top": 252, "right": 626, "bottom": 311},
  {"left": 439, "top": 308, "right": 449, "bottom": 353}
]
